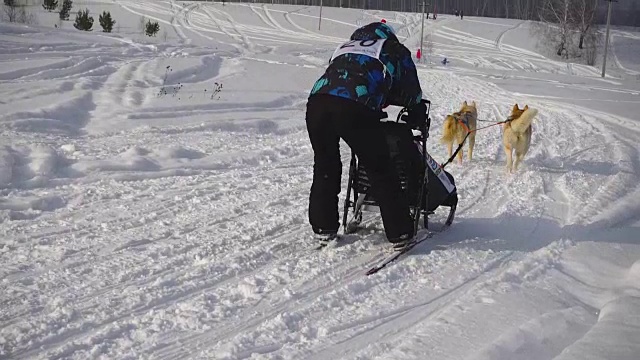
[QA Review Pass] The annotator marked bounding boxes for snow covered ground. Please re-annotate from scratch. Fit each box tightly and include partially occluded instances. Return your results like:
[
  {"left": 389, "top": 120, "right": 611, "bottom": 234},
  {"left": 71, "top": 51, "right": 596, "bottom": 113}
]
[{"left": 1, "top": 1, "right": 639, "bottom": 359}]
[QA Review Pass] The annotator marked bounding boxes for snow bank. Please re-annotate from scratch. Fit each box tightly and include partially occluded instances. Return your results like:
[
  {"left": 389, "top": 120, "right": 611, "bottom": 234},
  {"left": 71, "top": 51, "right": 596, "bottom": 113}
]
[
  {"left": 0, "top": 145, "right": 63, "bottom": 187},
  {"left": 1, "top": 93, "right": 94, "bottom": 134},
  {"left": 469, "top": 306, "right": 594, "bottom": 360}
]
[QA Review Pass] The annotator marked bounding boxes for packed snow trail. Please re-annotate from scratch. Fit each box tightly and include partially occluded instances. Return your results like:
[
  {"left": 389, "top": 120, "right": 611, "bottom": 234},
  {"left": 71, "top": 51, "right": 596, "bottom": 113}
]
[{"left": 1, "top": 1, "right": 639, "bottom": 359}]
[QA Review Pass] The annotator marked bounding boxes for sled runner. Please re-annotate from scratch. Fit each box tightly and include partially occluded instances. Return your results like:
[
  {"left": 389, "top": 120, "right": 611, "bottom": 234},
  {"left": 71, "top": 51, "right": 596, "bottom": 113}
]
[{"left": 342, "top": 99, "right": 458, "bottom": 235}]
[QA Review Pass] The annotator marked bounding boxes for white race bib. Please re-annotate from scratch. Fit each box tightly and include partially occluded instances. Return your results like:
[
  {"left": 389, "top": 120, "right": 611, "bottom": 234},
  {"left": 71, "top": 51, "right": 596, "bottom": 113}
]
[
  {"left": 331, "top": 38, "right": 386, "bottom": 62},
  {"left": 418, "top": 145, "right": 456, "bottom": 194}
]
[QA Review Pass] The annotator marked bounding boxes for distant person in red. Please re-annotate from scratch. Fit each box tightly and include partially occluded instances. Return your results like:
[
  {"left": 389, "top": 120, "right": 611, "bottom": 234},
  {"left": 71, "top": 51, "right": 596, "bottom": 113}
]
[
  {"left": 416, "top": 48, "right": 422, "bottom": 61},
  {"left": 381, "top": 18, "right": 386, "bottom": 23}
]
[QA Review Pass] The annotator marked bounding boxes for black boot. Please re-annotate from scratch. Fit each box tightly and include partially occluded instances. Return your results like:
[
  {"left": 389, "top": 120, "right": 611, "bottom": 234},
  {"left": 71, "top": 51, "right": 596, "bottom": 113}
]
[{"left": 389, "top": 233, "right": 415, "bottom": 251}]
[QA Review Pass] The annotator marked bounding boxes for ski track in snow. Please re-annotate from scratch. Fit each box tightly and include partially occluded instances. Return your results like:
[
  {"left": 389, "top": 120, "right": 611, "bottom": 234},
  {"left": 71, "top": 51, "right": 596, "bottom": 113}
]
[{"left": 1, "top": 2, "right": 639, "bottom": 359}]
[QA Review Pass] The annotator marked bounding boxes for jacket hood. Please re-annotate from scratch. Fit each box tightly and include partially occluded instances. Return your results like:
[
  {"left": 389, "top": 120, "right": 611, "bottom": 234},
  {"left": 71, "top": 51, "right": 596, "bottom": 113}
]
[{"left": 350, "top": 22, "right": 398, "bottom": 42}]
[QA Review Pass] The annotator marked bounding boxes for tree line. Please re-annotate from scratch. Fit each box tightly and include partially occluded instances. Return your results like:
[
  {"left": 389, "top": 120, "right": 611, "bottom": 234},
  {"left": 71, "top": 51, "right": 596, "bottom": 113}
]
[
  {"left": 3, "top": 0, "right": 161, "bottom": 36},
  {"left": 202, "top": 0, "right": 639, "bottom": 27}
]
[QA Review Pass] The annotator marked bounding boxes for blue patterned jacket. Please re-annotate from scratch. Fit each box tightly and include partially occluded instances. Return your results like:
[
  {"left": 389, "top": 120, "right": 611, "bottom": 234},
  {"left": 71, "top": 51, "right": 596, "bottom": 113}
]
[{"left": 309, "top": 22, "right": 423, "bottom": 112}]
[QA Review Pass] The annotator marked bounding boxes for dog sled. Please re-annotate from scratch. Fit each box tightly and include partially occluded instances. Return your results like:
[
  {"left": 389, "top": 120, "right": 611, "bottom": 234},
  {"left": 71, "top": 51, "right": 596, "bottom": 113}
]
[{"left": 342, "top": 99, "right": 458, "bottom": 235}]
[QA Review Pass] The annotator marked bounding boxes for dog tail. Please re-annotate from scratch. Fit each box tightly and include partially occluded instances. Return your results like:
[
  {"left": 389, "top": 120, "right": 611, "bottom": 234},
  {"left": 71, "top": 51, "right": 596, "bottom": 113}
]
[
  {"left": 509, "top": 108, "right": 538, "bottom": 134},
  {"left": 440, "top": 115, "right": 456, "bottom": 143}
]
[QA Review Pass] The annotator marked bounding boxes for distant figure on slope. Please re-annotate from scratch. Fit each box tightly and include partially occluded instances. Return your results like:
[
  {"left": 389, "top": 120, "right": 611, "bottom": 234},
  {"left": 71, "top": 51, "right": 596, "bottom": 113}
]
[
  {"left": 305, "top": 22, "right": 426, "bottom": 248},
  {"left": 442, "top": 57, "right": 449, "bottom": 66},
  {"left": 460, "top": 10, "right": 464, "bottom": 20}
]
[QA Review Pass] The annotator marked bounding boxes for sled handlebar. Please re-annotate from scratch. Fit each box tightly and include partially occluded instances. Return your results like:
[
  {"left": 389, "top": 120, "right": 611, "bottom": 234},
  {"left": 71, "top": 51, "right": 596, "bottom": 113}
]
[{"left": 397, "top": 99, "right": 431, "bottom": 130}]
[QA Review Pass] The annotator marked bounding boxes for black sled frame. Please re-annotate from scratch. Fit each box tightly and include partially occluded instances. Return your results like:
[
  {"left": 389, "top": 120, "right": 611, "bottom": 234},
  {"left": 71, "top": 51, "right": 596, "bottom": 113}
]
[{"left": 342, "top": 99, "right": 457, "bottom": 235}]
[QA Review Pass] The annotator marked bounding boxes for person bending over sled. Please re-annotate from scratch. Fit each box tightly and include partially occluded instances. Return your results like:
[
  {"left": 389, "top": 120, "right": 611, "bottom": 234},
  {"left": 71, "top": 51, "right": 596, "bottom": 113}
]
[{"left": 305, "top": 21, "right": 426, "bottom": 250}]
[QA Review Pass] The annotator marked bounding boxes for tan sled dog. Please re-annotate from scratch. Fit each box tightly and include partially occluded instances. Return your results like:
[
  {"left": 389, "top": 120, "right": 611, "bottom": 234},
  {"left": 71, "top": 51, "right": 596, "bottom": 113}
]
[
  {"left": 503, "top": 104, "right": 538, "bottom": 173},
  {"left": 441, "top": 101, "right": 478, "bottom": 164}
]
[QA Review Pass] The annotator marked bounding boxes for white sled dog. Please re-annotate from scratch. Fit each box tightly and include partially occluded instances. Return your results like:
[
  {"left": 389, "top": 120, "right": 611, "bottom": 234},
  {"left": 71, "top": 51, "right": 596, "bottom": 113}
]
[{"left": 503, "top": 104, "right": 538, "bottom": 173}]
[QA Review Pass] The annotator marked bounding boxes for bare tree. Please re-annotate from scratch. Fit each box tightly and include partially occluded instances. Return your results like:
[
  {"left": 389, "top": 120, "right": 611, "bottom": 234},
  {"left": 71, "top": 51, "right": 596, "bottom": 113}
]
[
  {"left": 3, "top": 0, "right": 18, "bottom": 22},
  {"left": 631, "top": 1, "right": 640, "bottom": 27},
  {"left": 138, "top": 15, "right": 146, "bottom": 34},
  {"left": 536, "top": 0, "right": 573, "bottom": 58},
  {"left": 475, "top": 0, "right": 489, "bottom": 16},
  {"left": 512, "top": 0, "right": 523, "bottom": 19},
  {"left": 17, "top": 6, "right": 36, "bottom": 24},
  {"left": 569, "top": 0, "right": 597, "bottom": 49},
  {"left": 512, "top": 0, "right": 535, "bottom": 20},
  {"left": 3, "top": 0, "right": 36, "bottom": 24},
  {"left": 582, "top": 26, "right": 601, "bottom": 66}
]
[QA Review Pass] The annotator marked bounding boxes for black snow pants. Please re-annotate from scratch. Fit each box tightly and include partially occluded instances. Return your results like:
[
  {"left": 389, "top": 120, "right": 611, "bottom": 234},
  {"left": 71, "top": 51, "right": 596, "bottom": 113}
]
[{"left": 305, "top": 94, "right": 414, "bottom": 242}]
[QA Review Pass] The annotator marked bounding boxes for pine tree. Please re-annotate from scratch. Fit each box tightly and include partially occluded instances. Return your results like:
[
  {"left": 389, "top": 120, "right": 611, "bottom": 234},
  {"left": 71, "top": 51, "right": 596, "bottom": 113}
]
[
  {"left": 59, "top": 0, "right": 72, "bottom": 20},
  {"left": 99, "top": 11, "right": 115, "bottom": 33},
  {"left": 73, "top": 8, "right": 93, "bottom": 31},
  {"left": 43, "top": 0, "right": 58, "bottom": 12},
  {"left": 145, "top": 19, "right": 160, "bottom": 37}
]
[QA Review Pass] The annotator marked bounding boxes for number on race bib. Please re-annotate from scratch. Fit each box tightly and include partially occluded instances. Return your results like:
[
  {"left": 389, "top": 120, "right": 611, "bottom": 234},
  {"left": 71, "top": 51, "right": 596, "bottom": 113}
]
[{"left": 331, "top": 38, "right": 386, "bottom": 62}]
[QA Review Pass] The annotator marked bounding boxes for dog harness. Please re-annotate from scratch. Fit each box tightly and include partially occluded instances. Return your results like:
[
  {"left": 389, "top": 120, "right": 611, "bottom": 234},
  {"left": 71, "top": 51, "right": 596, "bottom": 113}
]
[{"left": 454, "top": 111, "right": 474, "bottom": 132}]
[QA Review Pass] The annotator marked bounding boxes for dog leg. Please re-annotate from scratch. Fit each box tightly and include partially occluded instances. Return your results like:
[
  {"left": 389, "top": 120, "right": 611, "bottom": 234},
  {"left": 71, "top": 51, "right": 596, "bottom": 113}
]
[
  {"left": 447, "top": 142, "right": 453, "bottom": 158},
  {"left": 505, "top": 146, "right": 513, "bottom": 173},
  {"left": 514, "top": 152, "right": 524, "bottom": 171},
  {"left": 456, "top": 132, "right": 465, "bottom": 164},
  {"left": 468, "top": 132, "right": 476, "bottom": 161}
]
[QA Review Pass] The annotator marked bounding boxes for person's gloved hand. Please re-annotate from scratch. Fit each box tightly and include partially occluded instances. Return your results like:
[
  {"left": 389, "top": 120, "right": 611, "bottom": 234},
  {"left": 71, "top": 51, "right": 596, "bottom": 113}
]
[{"left": 405, "top": 101, "right": 427, "bottom": 127}]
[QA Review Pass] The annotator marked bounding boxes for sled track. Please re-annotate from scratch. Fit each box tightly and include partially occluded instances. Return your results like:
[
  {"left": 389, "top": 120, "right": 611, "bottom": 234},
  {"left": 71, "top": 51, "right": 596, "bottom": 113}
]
[
  {"left": 3, "top": 165, "right": 321, "bottom": 358},
  {"left": 150, "top": 242, "right": 392, "bottom": 359},
  {"left": 306, "top": 251, "right": 517, "bottom": 359}
]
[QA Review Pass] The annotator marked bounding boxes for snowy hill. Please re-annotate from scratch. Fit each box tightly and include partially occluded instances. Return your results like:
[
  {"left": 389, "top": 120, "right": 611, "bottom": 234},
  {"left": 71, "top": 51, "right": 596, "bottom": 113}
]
[{"left": 1, "top": 1, "right": 639, "bottom": 359}]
